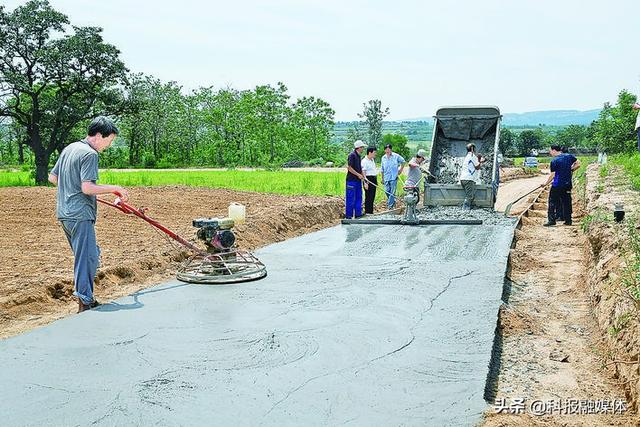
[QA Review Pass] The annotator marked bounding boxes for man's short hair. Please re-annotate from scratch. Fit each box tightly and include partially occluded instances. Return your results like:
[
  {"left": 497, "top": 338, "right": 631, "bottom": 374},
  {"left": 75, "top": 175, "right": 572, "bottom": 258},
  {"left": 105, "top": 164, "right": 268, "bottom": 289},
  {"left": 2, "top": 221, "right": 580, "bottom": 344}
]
[
  {"left": 384, "top": 144, "right": 392, "bottom": 150},
  {"left": 550, "top": 145, "right": 562, "bottom": 152},
  {"left": 561, "top": 146, "right": 569, "bottom": 153},
  {"left": 366, "top": 147, "right": 377, "bottom": 154},
  {"left": 466, "top": 143, "right": 476, "bottom": 152},
  {"left": 88, "top": 116, "right": 119, "bottom": 137}
]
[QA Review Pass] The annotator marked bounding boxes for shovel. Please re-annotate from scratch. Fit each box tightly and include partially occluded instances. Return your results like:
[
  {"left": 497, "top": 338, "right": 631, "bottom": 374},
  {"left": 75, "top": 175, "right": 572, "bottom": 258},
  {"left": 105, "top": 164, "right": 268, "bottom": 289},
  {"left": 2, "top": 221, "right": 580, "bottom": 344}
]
[{"left": 503, "top": 185, "right": 543, "bottom": 217}]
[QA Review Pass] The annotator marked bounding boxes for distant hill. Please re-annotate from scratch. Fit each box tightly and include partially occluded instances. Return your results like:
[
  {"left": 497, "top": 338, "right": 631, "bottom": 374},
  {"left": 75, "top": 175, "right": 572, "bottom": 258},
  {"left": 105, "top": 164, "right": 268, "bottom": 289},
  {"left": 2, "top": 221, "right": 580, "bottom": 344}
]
[
  {"left": 402, "top": 109, "right": 601, "bottom": 127},
  {"left": 501, "top": 109, "right": 600, "bottom": 126}
]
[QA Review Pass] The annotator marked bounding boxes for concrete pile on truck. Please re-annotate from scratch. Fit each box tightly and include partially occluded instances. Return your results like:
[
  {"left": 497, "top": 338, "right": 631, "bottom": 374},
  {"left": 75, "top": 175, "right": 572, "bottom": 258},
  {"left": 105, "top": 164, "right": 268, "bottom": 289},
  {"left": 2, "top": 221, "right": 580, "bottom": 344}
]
[{"left": 424, "top": 106, "right": 501, "bottom": 209}]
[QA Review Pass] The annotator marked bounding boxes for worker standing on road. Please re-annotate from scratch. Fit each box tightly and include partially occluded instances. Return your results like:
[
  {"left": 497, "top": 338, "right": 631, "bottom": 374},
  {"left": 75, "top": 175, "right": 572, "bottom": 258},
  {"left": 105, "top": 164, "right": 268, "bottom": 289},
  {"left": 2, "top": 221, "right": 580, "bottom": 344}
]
[
  {"left": 633, "top": 101, "right": 640, "bottom": 152},
  {"left": 459, "top": 143, "right": 486, "bottom": 210},
  {"left": 541, "top": 145, "right": 580, "bottom": 226},
  {"left": 380, "top": 144, "right": 405, "bottom": 209},
  {"left": 48, "top": 116, "right": 129, "bottom": 313},
  {"left": 345, "top": 140, "right": 366, "bottom": 218},
  {"left": 361, "top": 146, "right": 378, "bottom": 215},
  {"left": 405, "top": 149, "right": 430, "bottom": 204},
  {"left": 554, "top": 146, "right": 571, "bottom": 222}
]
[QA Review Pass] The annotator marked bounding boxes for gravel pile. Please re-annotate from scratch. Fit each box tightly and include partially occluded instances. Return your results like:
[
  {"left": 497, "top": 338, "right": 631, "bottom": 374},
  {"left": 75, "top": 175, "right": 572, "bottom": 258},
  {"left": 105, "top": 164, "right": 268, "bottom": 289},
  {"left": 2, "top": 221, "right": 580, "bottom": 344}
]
[{"left": 373, "top": 206, "right": 517, "bottom": 227}]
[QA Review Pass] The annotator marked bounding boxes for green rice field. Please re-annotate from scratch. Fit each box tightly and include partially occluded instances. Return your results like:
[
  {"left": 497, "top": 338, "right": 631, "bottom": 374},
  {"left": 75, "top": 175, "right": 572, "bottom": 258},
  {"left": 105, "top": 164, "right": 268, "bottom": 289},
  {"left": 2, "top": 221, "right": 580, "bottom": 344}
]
[{"left": 0, "top": 169, "right": 404, "bottom": 201}]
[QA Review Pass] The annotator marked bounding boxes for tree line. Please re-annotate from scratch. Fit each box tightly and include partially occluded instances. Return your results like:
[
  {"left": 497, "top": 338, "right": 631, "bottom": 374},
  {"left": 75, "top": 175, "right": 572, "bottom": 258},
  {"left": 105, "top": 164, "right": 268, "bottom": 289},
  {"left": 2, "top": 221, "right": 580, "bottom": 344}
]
[
  {"left": 499, "top": 89, "right": 638, "bottom": 156},
  {"left": 0, "top": 1, "right": 340, "bottom": 184}
]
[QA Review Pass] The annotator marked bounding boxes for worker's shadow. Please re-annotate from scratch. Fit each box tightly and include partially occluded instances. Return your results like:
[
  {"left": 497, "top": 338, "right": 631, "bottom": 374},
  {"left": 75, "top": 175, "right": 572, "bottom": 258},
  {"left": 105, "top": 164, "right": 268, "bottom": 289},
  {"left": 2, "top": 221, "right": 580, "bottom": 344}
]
[{"left": 95, "top": 283, "right": 189, "bottom": 312}]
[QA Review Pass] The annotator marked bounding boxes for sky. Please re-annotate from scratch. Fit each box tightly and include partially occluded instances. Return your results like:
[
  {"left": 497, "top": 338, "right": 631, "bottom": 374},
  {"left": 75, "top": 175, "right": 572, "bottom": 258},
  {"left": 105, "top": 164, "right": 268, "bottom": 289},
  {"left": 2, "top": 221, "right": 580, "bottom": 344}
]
[{"left": 4, "top": 0, "right": 640, "bottom": 120}]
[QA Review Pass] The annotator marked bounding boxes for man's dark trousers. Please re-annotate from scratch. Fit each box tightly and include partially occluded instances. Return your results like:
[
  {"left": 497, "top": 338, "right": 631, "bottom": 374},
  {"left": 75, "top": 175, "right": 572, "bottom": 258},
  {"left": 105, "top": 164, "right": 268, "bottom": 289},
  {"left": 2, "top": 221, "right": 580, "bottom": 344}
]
[{"left": 548, "top": 186, "right": 572, "bottom": 224}]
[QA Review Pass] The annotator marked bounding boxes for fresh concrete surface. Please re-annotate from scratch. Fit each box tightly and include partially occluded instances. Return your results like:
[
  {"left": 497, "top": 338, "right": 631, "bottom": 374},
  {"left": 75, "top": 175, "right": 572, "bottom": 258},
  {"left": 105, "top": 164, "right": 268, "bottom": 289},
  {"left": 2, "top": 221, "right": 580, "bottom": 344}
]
[{"left": 0, "top": 223, "right": 515, "bottom": 426}]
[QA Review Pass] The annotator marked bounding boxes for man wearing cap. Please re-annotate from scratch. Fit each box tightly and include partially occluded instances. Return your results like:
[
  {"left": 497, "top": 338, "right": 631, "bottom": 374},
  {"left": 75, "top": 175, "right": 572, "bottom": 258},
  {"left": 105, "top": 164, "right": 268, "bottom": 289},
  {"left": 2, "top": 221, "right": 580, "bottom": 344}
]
[
  {"left": 380, "top": 144, "right": 406, "bottom": 209},
  {"left": 345, "top": 140, "right": 366, "bottom": 218},
  {"left": 459, "top": 143, "right": 486, "bottom": 210},
  {"left": 404, "top": 148, "right": 429, "bottom": 204}
]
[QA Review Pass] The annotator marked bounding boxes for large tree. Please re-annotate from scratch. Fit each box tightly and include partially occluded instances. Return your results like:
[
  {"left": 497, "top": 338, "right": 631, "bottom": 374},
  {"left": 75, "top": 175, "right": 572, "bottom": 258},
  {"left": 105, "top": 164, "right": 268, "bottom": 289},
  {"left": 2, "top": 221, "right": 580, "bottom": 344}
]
[
  {"left": 590, "top": 90, "right": 638, "bottom": 153},
  {"left": 358, "top": 99, "right": 389, "bottom": 147},
  {"left": 0, "top": 0, "right": 127, "bottom": 184}
]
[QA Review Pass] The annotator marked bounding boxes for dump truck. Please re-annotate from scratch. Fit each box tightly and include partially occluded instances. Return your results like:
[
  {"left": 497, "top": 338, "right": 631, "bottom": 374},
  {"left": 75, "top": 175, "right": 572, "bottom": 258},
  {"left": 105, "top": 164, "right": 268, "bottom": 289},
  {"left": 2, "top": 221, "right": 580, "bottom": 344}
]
[{"left": 424, "top": 106, "right": 501, "bottom": 209}]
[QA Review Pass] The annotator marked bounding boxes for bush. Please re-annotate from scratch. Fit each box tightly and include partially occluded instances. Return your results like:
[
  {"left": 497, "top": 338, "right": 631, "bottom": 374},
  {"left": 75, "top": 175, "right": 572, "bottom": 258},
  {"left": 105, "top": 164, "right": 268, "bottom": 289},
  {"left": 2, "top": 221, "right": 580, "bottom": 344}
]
[{"left": 142, "top": 153, "right": 157, "bottom": 168}]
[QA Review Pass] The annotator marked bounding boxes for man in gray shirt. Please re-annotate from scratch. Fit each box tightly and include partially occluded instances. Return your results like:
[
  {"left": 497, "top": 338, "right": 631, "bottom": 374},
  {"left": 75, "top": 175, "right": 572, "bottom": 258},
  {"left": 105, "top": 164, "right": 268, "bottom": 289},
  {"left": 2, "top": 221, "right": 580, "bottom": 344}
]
[{"left": 49, "top": 116, "right": 129, "bottom": 312}]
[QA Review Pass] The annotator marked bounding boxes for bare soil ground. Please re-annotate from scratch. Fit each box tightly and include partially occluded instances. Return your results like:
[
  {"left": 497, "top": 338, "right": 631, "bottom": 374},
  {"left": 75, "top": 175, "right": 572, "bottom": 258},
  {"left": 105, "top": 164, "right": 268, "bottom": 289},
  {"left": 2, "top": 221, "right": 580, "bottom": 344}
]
[
  {"left": 500, "top": 167, "right": 543, "bottom": 184},
  {"left": 0, "top": 186, "right": 343, "bottom": 339},
  {"left": 484, "top": 183, "right": 636, "bottom": 425},
  {"left": 582, "top": 164, "right": 640, "bottom": 412}
]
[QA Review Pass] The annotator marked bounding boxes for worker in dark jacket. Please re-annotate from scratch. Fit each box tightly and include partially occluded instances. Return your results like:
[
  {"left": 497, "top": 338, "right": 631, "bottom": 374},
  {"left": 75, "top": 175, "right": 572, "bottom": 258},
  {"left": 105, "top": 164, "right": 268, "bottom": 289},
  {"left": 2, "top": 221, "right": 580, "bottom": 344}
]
[
  {"left": 541, "top": 145, "right": 580, "bottom": 226},
  {"left": 345, "top": 140, "right": 366, "bottom": 218}
]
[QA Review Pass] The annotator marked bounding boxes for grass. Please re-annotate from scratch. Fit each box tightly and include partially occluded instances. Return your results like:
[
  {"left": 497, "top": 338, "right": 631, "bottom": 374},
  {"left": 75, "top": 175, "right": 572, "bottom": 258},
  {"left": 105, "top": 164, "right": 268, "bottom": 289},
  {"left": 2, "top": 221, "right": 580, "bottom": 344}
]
[
  {"left": 0, "top": 168, "right": 405, "bottom": 202},
  {"left": 611, "top": 153, "right": 640, "bottom": 190},
  {"left": 0, "top": 170, "right": 33, "bottom": 187}
]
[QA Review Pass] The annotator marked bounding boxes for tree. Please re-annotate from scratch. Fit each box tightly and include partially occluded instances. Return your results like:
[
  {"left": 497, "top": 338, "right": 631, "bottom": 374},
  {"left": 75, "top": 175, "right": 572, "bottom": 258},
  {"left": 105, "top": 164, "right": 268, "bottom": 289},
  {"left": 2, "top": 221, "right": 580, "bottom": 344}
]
[
  {"left": 498, "top": 127, "right": 515, "bottom": 155},
  {"left": 382, "top": 133, "right": 411, "bottom": 161},
  {"left": 291, "top": 96, "right": 335, "bottom": 160},
  {"left": 358, "top": 99, "right": 389, "bottom": 147},
  {"left": 0, "top": 0, "right": 127, "bottom": 184},
  {"left": 590, "top": 90, "right": 638, "bottom": 153},
  {"left": 516, "top": 130, "right": 544, "bottom": 156},
  {"left": 555, "top": 124, "right": 588, "bottom": 149}
]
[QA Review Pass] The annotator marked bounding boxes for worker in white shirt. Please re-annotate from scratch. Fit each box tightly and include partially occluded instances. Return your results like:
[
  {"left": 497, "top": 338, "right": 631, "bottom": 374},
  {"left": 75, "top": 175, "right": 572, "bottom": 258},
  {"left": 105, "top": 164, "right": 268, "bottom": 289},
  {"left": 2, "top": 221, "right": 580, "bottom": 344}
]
[
  {"left": 361, "top": 146, "right": 378, "bottom": 214},
  {"left": 459, "top": 143, "right": 486, "bottom": 210}
]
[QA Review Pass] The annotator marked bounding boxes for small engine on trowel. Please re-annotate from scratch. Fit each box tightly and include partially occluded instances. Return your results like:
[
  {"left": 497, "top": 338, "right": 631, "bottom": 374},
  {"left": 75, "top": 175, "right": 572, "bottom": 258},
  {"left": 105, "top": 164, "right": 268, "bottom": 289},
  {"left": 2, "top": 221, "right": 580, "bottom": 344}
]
[
  {"left": 177, "top": 216, "right": 267, "bottom": 284},
  {"left": 192, "top": 217, "right": 236, "bottom": 253}
]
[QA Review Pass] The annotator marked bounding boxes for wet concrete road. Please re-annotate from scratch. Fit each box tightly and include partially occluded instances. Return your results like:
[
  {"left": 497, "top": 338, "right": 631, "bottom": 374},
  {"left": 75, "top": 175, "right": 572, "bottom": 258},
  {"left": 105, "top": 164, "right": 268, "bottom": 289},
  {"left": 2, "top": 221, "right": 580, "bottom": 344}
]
[{"left": 0, "top": 224, "right": 515, "bottom": 426}]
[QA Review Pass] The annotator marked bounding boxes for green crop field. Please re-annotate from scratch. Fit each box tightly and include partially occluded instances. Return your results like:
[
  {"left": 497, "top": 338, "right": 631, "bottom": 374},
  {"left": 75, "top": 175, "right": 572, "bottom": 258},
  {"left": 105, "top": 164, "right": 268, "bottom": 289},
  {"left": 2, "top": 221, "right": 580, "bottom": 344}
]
[{"left": 0, "top": 169, "right": 406, "bottom": 202}]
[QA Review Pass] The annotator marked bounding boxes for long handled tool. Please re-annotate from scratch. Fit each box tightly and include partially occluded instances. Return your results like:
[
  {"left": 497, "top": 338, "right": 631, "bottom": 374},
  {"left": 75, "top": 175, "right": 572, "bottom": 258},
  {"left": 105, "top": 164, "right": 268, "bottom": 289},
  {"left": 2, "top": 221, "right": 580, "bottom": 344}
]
[
  {"left": 503, "top": 185, "right": 543, "bottom": 217},
  {"left": 97, "top": 197, "right": 267, "bottom": 284}
]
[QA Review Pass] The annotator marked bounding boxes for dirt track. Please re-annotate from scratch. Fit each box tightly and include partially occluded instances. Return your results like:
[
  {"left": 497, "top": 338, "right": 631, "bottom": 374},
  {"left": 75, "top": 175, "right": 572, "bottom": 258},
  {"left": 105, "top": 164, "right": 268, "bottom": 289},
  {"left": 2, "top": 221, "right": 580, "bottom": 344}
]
[
  {"left": 0, "top": 187, "right": 343, "bottom": 338},
  {"left": 484, "top": 185, "right": 635, "bottom": 426}
]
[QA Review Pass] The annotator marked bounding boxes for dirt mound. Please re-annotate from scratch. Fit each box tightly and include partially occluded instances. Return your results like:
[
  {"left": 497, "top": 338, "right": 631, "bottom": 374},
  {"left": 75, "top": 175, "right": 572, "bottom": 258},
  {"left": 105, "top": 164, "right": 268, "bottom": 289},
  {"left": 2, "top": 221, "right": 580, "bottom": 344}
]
[
  {"left": 582, "top": 164, "right": 640, "bottom": 411},
  {"left": 500, "top": 167, "right": 542, "bottom": 183},
  {"left": 0, "top": 186, "right": 343, "bottom": 339}
]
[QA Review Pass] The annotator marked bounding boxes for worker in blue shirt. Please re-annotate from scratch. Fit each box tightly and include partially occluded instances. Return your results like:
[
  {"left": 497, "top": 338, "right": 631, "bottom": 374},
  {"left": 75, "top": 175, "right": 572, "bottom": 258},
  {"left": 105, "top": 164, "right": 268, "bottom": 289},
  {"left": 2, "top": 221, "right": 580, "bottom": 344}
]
[
  {"left": 541, "top": 145, "right": 580, "bottom": 226},
  {"left": 380, "top": 144, "right": 405, "bottom": 209},
  {"left": 554, "top": 146, "right": 570, "bottom": 221}
]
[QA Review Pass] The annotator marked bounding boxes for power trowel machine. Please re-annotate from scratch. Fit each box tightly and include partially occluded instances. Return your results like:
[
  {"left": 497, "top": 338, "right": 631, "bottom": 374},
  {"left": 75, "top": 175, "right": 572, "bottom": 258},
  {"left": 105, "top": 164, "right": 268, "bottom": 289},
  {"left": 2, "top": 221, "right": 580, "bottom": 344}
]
[{"left": 98, "top": 198, "right": 267, "bottom": 284}]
